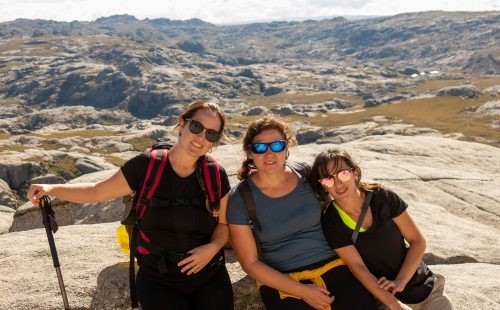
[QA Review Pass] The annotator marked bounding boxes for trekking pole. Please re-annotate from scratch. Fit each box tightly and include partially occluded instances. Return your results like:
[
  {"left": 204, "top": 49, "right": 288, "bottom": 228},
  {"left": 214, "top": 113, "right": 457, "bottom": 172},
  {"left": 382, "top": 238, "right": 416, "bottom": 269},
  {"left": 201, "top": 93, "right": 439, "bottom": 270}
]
[{"left": 40, "top": 196, "right": 70, "bottom": 310}]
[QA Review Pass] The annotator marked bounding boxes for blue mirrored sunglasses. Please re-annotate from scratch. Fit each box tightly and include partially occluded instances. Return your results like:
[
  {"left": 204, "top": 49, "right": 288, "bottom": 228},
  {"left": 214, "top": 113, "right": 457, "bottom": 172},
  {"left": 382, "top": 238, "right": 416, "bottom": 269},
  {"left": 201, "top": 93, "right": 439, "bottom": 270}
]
[{"left": 250, "top": 140, "right": 287, "bottom": 154}]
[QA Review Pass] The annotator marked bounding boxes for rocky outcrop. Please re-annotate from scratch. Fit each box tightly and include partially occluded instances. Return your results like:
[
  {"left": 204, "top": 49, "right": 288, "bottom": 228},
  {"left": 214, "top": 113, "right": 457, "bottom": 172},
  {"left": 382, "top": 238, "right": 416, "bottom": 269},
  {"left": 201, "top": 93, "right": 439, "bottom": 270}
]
[
  {"left": 0, "top": 205, "right": 14, "bottom": 234},
  {"left": 435, "top": 85, "right": 481, "bottom": 98},
  {"left": 0, "top": 178, "right": 17, "bottom": 209},
  {"left": 242, "top": 106, "right": 268, "bottom": 116},
  {"left": 475, "top": 100, "right": 500, "bottom": 115},
  {"left": 2, "top": 105, "right": 133, "bottom": 133},
  {"left": 126, "top": 90, "right": 180, "bottom": 119},
  {"left": 0, "top": 161, "right": 43, "bottom": 190},
  {"left": 296, "top": 128, "right": 324, "bottom": 144},
  {"left": 263, "top": 86, "right": 283, "bottom": 96},
  {"left": 58, "top": 70, "right": 130, "bottom": 109}
]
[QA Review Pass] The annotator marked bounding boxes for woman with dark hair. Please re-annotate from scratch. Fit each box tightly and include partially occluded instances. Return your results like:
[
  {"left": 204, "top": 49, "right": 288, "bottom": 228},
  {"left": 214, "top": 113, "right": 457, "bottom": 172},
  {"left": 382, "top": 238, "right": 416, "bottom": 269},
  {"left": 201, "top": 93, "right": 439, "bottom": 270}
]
[
  {"left": 27, "top": 101, "right": 234, "bottom": 310},
  {"left": 310, "top": 149, "right": 454, "bottom": 310},
  {"left": 227, "top": 113, "right": 376, "bottom": 310}
]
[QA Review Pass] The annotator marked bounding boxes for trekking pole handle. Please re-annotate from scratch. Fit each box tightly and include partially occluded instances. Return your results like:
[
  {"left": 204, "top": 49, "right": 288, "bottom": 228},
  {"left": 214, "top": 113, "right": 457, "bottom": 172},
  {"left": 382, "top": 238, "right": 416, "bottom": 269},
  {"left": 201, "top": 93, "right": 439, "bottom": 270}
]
[{"left": 40, "top": 196, "right": 61, "bottom": 268}]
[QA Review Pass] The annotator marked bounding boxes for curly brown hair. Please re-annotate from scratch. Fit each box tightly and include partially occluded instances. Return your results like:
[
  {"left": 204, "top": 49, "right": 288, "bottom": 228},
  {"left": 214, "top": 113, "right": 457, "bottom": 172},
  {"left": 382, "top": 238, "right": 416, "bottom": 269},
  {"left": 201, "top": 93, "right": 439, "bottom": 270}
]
[{"left": 238, "top": 113, "right": 297, "bottom": 180}]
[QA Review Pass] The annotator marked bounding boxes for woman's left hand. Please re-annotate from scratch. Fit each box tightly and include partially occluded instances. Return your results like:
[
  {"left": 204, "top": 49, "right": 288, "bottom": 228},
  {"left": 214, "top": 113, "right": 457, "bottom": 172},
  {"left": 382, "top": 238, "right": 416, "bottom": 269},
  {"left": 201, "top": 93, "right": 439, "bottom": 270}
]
[
  {"left": 377, "top": 276, "right": 406, "bottom": 295},
  {"left": 178, "top": 243, "right": 219, "bottom": 275}
]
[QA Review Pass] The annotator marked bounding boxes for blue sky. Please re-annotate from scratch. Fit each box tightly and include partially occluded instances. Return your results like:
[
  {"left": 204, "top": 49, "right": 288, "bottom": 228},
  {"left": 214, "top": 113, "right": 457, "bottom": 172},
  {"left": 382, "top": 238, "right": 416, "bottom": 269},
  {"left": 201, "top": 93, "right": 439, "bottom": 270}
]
[{"left": 0, "top": 0, "right": 498, "bottom": 24}]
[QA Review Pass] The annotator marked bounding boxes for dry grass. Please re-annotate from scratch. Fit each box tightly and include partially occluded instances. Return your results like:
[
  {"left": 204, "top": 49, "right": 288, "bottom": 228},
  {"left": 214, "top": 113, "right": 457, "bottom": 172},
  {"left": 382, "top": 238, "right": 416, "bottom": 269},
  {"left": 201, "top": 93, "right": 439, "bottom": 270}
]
[
  {"left": 124, "top": 136, "right": 156, "bottom": 152},
  {"left": 37, "top": 140, "right": 67, "bottom": 151},
  {"left": 0, "top": 38, "right": 23, "bottom": 52},
  {"left": 241, "top": 92, "right": 363, "bottom": 109},
  {"left": 25, "top": 156, "right": 80, "bottom": 179},
  {"left": 104, "top": 155, "right": 126, "bottom": 167},
  {"left": 0, "top": 144, "right": 27, "bottom": 152},
  {"left": 0, "top": 98, "right": 22, "bottom": 106},
  {"left": 29, "top": 129, "right": 124, "bottom": 139},
  {"left": 285, "top": 95, "right": 499, "bottom": 147},
  {"left": 44, "top": 157, "right": 80, "bottom": 179},
  {"left": 470, "top": 77, "right": 500, "bottom": 89},
  {"left": 412, "top": 77, "right": 500, "bottom": 93},
  {"left": 414, "top": 79, "right": 465, "bottom": 93},
  {"left": 0, "top": 61, "right": 22, "bottom": 74}
]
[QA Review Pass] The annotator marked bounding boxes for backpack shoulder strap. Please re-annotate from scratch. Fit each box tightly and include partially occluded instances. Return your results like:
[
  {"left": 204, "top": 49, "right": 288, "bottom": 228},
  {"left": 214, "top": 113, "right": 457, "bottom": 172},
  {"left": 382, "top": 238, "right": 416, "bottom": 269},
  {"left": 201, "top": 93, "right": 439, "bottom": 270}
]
[
  {"left": 128, "top": 148, "right": 168, "bottom": 309},
  {"left": 351, "top": 191, "right": 373, "bottom": 244},
  {"left": 289, "top": 161, "right": 332, "bottom": 208},
  {"left": 237, "top": 179, "right": 263, "bottom": 258},
  {"left": 134, "top": 149, "right": 168, "bottom": 214},
  {"left": 287, "top": 161, "right": 311, "bottom": 179},
  {"left": 197, "top": 155, "right": 222, "bottom": 218}
]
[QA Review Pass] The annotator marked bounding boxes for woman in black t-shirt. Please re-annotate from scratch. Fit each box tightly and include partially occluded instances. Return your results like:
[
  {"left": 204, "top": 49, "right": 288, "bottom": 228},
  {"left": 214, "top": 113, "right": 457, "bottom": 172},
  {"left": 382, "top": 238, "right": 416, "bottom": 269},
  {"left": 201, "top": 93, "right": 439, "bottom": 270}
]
[
  {"left": 309, "top": 148, "right": 454, "bottom": 310},
  {"left": 26, "top": 101, "right": 234, "bottom": 310}
]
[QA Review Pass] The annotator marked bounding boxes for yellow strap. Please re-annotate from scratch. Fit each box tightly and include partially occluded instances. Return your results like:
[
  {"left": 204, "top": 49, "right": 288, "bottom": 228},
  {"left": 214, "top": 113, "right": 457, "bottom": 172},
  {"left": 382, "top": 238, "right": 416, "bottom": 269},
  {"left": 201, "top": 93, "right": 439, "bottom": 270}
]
[{"left": 256, "top": 258, "right": 345, "bottom": 310}]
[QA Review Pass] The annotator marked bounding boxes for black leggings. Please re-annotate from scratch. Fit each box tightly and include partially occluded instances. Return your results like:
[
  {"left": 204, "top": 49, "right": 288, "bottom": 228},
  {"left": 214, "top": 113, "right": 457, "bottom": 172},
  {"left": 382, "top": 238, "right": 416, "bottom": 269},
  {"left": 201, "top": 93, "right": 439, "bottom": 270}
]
[
  {"left": 136, "top": 264, "right": 234, "bottom": 310},
  {"left": 260, "top": 264, "right": 376, "bottom": 310}
]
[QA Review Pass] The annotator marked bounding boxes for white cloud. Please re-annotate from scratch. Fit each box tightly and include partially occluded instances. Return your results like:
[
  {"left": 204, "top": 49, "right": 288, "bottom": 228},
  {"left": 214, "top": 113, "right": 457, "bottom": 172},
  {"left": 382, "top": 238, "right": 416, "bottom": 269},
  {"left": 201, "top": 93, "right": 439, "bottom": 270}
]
[{"left": 0, "top": 0, "right": 498, "bottom": 24}]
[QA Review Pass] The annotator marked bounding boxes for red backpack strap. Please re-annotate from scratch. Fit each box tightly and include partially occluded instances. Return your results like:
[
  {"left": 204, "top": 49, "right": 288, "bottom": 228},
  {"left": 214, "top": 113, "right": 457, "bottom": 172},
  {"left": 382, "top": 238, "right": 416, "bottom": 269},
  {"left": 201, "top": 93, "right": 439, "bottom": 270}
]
[
  {"left": 134, "top": 149, "right": 168, "bottom": 217},
  {"left": 128, "top": 148, "right": 168, "bottom": 309},
  {"left": 197, "top": 155, "right": 222, "bottom": 218},
  {"left": 203, "top": 156, "right": 221, "bottom": 203}
]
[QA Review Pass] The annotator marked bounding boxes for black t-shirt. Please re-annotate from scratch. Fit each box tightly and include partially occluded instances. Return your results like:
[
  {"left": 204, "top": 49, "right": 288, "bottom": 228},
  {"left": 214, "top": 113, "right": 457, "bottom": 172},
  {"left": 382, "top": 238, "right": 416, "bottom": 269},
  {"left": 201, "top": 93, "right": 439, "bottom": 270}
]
[
  {"left": 121, "top": 153, "right": 230, "bottom": 254},
  {"left": 322, "top": 188, "right": 434, "bottom": 304}
]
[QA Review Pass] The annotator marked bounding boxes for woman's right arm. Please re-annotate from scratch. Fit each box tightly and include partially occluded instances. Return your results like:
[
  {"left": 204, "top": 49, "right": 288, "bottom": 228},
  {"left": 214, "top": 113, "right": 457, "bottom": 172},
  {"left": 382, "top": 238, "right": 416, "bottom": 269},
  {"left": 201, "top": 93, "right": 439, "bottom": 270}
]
[
  {"left": 26, "top": 169, "right": 134, "bottom": 206},
  {"left": 335, "top": 246, "right": 411, "bottom": 310},
  {"left": 229, "top": 224, "right": 333, "bottom": 310}
]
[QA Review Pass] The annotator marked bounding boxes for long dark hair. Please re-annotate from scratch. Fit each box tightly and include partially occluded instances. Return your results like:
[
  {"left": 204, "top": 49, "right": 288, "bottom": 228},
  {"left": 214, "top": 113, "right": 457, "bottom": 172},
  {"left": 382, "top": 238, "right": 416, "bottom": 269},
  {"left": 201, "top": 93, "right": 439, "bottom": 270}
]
[
  {"left": 237, "top": 113, "right": 297, "bottom": 180},
  {"left": 310, "top": 148, "right": 384, "bottom": 207}
]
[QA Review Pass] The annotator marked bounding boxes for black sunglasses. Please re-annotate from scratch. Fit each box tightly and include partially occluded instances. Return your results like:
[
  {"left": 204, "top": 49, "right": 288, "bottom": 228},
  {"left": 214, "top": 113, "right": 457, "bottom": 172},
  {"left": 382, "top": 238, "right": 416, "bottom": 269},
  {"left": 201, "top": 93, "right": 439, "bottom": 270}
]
[
  {"left": 250, "top": 140, "right": 287, "bottom": 154},
  {"left": 184, "top": 118, "right": 221, "bottom": 142}
]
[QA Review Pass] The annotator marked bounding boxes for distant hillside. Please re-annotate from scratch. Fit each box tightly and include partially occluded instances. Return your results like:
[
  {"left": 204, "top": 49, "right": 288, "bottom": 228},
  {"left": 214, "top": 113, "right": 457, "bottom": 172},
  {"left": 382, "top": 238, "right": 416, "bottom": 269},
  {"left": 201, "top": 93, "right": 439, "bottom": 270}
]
[{"left": 1, "top": 11, "right": 498, "bottom": 71}]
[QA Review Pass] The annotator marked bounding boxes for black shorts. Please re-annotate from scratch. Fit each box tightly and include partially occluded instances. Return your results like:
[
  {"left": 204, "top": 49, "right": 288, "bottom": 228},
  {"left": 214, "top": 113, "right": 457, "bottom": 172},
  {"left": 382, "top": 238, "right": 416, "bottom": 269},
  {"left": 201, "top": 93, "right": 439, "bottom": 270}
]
[{"left": 136, "top": 258, "right": 234, "bottom": 310}]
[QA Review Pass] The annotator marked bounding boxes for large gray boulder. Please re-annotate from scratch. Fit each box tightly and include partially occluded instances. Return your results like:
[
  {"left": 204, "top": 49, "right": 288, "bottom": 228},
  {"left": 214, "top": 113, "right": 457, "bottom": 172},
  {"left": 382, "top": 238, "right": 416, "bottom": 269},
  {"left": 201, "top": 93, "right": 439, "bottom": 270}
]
[
  {"left": 2, "top": 136, "right": 499, "bottom": 309},
  {"left": 10, "top": 169, "right": 125, "bottom": 232},
  {"left": 0, "top": 223, "right": 264, "bottom": 309}
]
